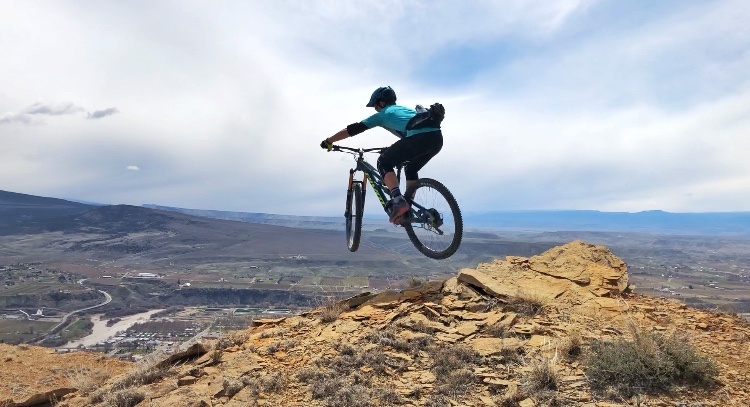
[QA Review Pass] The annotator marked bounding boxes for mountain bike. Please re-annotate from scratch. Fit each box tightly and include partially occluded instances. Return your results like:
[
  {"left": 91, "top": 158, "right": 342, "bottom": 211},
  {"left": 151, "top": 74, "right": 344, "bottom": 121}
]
[{"left": 331, "top": 145, "right": 462, "bottom": 259}]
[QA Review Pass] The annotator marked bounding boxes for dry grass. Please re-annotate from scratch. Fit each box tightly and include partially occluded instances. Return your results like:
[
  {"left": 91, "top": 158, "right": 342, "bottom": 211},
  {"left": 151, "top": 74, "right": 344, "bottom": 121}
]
[
  {"left": 584, "top": 326, "right": 718, "bottom": 399},
  {"left": 364, "top": 327, "right": 433, "bottom": 358},
  {"left": 320, "top": 300, "right": 348, "bottom": 323},
  {"left": 559, "top": 329, "right": 584, "bottom": 360},
  {"left": 99, "top": 388, "right": 146, "bottom": 407},
  {"left": 523, "top": 356, "right": 560, "bottom": 393},
  {"left": 518, "top": 356, "right": 566, "bottom": 407},
  {"left": 209, "top": 348, "right": 224, "bottom": 365},
  {"left": 258, "top": 327, "right": 289, "bottom": 339},
  {"left": 223, "top": 376, "right": 245, "bottom": 397},
  {"left": 505, "top": 291, "right": 549, "bottom": 316},
  {"left": 430, "top": 344, "right": 480, "bottom": 397},
  {"left": 89, "top": 355, "right": 173, "bottom": 404},
  {"left": 65, "top": 365, "right": 111, "bottom": 395},
  {"left": 407, "top": 276, "right": 425, "bottom": 288}
]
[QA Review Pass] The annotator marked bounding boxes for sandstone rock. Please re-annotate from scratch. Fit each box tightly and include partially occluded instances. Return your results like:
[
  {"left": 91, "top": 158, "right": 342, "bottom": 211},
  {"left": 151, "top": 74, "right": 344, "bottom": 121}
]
[
  {"left": 455, "top": 321, "right": 481, "bottom": 336},
  {"left": 529, "top": 241, "right": 628, "bottom": 294},
  {"left": 20, "top": 241, "right": 750, "bottom": 407},
  {"left": 457, "top": 268, "right": 518, "bottom": 298},
  {"left": 254, "top": 317, "right": 286, "bottom": 325},
  {"left": 469, "top": 337, "right": 525, "bottom": 356},
  {"left": 178, "top": 375, "right": 198, "bottom": 386}
]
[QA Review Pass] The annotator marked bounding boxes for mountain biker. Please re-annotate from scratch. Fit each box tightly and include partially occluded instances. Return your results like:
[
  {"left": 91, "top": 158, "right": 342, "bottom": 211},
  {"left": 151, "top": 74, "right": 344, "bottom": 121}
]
[{"left": 320, "top": 86, "right": 444, "bottom": 224}]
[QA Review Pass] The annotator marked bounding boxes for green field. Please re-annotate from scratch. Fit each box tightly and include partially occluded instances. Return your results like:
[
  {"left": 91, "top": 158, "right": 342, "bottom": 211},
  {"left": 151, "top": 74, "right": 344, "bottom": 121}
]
[
  {"left": 1, "top": 281, "right": 86, "bottom": 296},
  {"left": 0, "top": 319, "right": 57, "bottom": 344}
]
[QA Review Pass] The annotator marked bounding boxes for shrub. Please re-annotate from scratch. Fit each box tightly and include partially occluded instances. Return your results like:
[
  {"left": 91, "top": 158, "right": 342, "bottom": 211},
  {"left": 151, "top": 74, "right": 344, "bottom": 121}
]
[
  {"left": 101, "top": 388, "right": 146, "bottom": 407},
  {"left": 522, "top": 357, "right": 560, "bottom": 394},
  {"left": 377, "top": 386, "right": 403, "bottom": 405},
  {"left": 210, "top": 348, "right": 224, "bottom": 365},
  {"left": 430, "top": 344, "right": 480, "bottom": 396},
  {"left": 505, "top": 292, "right": 548, "bottom": 316},
  {"left": 320, "top": 300, "right": 348, "bottom": 323},
  {"left": 89, "top": 356, "right": 172, "bottom": 403},
  {"left": 485, "top": 323, "right": 508, "bottom": 338},
  {"left": 261, "top": 371, "right": 285, "bottom": 393},
  {"left": 296, "top": 367, "right": 326, "bottom": 383},
  {"left": 310, "top": 375, "right": 346, "bottom": 400},
  {"left": 407, "top": 277, "right": 424, "bottom": 288},
  {"left": 328, "top": 384, "right": 372, "bottom": 407},
  {"left": 424, "top": 394, "right": 451, "bottom": 407},
  {"left": 584, "top": 329, "right": 718, "bottom": 398},
  {"left": 223, "top": 377, "right": 245, "bottom": 397},
  {"left": 65, "top": 366, "right": 111, "bottom": 395},
  {"left": 559, "top": 330, "right": 583, "bottom": 360},
  {"left": 435, "top": 368, "right": 476, "bottom": 397}
]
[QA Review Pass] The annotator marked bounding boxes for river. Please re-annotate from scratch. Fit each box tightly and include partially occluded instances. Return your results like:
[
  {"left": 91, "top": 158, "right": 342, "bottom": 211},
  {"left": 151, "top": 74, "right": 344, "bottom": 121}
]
[{"left": 63, "top": 309, "right": 165, "bottom": 348}]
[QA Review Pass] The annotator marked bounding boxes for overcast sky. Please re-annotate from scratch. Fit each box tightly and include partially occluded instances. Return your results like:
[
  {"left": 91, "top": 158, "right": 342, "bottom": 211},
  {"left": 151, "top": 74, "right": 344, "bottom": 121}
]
[{"left": 1, "top": 1, "right": 749, "bottom": 215}]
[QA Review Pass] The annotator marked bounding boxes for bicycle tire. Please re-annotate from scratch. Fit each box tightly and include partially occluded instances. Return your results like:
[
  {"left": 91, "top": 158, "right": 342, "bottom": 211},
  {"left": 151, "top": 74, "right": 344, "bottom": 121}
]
[
  {"left": 403, "top": 178, "right": 463, "bottom": 259},
  {"left": 345, "top": 182, "right": 364, "bottom": 252}
]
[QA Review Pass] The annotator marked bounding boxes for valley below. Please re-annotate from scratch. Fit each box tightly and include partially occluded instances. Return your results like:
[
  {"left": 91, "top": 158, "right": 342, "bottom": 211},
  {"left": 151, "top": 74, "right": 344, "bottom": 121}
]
[{"left": 1, "top": 198, "right": 749, "bottom": 354}]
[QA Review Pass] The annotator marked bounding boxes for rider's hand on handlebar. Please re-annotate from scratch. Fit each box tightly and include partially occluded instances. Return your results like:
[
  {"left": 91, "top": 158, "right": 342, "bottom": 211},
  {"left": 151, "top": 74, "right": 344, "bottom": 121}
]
[{"left": 320, "top": 139, "right": 333, "bottom": 151}]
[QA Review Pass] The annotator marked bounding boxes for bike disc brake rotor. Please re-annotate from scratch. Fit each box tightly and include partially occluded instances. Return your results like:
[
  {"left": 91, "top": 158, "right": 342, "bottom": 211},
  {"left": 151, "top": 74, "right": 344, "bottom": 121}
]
[{"left": 422, "top": 208, "right": 443, "bottom": 229}]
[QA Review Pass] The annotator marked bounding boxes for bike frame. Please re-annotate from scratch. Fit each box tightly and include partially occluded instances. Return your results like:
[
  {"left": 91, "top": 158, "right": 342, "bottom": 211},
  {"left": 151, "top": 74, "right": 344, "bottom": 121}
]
[
  {"left": 332, "top": 144, "right": 461, "bottom": 259},
  {"left": 336, "top": 146, "right": 431, "bottom": 226},
  {"left": 342, "top": 147, "right": 389, "bottom": 215}
]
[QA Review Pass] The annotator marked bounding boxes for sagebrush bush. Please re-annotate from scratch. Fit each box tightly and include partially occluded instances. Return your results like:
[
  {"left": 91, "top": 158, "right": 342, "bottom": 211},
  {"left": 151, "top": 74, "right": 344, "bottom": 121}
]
[
  {"left": 65, "top": 366, "right": 111, "bottom": 395},
  {"left": 584, "top": 329, "right": 718, "bottom": 398},
  {"left": 559, "top": 330, "right": 583, "bottom": 360},
  {"left": 522, "top": 357, "right": 560, "bottom": 395},
  {"left": 210, "top": 348, "right": 224, "bottom": 365},
  {"left": 89, "top": 356, "right": 172, "bottom": 404},
  {"left": 320, "top": 300, "right": 348, "bottom": 323},
  {"left": 430, "top": 344, "right": 480, "bottom": 397},
  {"left": 101, "top": 388, "right": 145, "bottom": 407},
  {"left": 505, "top": 292, "right": 548, "bottom": 316}
]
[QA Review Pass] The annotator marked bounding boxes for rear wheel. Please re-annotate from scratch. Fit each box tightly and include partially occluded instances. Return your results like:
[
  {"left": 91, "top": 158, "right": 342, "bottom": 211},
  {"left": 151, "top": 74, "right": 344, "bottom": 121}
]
[
  {"left": 345, "top": 183, "right": 363, "bottom": 252},
  {"left": 403, "top": 178, "right": 462, "bottom": 259}
]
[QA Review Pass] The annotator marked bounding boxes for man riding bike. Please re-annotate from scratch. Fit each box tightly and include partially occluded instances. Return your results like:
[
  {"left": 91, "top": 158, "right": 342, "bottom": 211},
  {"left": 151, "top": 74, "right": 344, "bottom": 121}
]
[{"left": 320, "top": 86, "right": 444, "bottom": 224}]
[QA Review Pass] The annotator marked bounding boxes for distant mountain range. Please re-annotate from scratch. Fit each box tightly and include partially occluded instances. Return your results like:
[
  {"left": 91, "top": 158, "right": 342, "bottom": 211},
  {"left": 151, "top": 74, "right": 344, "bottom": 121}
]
[
  {"left": 144, "top": 204, "right": 750, "bottom": 236},
  {"left": 462, "top": 210, "right": 750, "bottom": 235},
  {"left": 2, "top": 190, "right": 748, "bottom": 236}
]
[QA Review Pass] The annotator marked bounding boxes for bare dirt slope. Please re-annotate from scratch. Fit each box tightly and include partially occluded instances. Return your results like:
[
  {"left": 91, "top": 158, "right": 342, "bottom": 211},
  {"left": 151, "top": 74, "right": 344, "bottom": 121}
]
[
  {"left": 0, "top": 344, "right": 131, "bottom": 406},
  {"left": 4, "top": 241, "right": 749, "bottom": 406}
]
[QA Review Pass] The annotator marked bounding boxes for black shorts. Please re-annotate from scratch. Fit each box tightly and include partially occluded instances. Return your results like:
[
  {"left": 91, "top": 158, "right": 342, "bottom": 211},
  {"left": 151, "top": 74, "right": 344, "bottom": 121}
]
[{"left": 377, "top": 131, "right": 443, "bottom": 181}]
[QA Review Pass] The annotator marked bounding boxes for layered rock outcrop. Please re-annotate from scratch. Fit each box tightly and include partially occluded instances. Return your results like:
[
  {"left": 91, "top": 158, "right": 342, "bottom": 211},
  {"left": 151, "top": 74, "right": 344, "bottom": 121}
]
[{"left": 4, "top": 241, "right": 749, "bottom": 407}]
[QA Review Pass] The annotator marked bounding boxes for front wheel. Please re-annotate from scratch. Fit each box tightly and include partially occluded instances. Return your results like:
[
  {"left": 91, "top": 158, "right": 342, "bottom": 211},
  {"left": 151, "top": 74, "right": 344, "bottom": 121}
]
[
  {"left": 403, "top": 178, "right": 463, "bottom": 259},
  {"left": 345, "top": 182, "right": 363, "bottom": 252}
]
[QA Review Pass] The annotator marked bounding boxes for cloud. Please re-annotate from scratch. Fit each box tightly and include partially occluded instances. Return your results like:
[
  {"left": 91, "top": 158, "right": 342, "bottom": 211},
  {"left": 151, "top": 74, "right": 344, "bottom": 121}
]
[
  {"left": 0, "top": 112, "right": 32, "bottom": 124},
  {"left": 88, "top": 107, "right": 119, "bottom": 119},
  {"left": 23, "top": 102, "right": 85, "bottom": 116},
  {"left": 0, "top": 103, "right": 120, "bottom": 124},
  {"left": 126, "top": 165, "right": 140, "bottom": 171},
  {"left": 0, "top": 1, "right": 748, "bottom": 214},
  {"left": 0, "top": 102, "right": 85, "bottom": 124}
]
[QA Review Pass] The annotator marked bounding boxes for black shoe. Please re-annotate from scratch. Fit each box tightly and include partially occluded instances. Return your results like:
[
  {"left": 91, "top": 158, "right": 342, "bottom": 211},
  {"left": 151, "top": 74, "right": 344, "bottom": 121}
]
[{"left": 387, "top": 198, "right": 410, "bottom": 224}]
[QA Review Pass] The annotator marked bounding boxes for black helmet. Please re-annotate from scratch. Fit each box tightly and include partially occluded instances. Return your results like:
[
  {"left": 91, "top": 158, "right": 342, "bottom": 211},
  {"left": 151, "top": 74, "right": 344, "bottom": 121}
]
[{"left": 366, "top": 86, "right": 397, "bottom": 107}]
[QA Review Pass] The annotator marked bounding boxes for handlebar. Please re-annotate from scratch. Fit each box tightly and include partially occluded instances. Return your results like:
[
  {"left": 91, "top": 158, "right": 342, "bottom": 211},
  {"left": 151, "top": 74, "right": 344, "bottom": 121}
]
[{"left": 331, "top": 145, "right": 387, "bottom": 154}]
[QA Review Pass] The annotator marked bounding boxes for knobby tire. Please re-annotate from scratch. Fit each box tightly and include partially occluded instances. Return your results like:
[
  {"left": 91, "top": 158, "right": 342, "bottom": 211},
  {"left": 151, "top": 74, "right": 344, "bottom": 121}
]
[
  {"left": 403, "top": 178, "right": 463, "bottom": 259},
  {"left": 345, "top": 183, "right": 363, "bottom": 252}
]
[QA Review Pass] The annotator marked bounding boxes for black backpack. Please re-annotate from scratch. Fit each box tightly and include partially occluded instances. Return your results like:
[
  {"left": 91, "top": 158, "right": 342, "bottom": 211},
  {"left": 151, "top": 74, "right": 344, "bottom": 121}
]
[{"left": 406, "top": 103, "right": 445, "bottom": 131}]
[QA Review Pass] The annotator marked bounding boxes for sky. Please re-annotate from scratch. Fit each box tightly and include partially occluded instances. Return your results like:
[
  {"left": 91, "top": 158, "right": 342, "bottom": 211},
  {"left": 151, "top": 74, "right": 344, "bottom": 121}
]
[{"left": 1, "top": 0, "right": 749, "bottom": 216}]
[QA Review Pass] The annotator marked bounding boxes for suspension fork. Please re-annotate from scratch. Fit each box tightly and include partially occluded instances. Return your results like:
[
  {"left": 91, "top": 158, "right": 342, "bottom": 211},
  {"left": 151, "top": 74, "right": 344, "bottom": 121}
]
[
  {"left": 361, "top": 172, "right": 367, "bottom": 205},
  {"left": 345, "top": 168, "right": 355, "bottom": 216}
]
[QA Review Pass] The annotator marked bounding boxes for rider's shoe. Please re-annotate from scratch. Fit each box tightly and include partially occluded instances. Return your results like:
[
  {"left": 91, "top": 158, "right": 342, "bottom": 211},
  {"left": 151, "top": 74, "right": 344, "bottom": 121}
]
[{"left": 387, "top": 197, "right": 410, "bottom": 224}]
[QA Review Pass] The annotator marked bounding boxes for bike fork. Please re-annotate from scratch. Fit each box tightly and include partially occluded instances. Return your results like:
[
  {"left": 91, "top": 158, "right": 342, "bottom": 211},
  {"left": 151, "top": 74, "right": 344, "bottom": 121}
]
[{"left": 345, "top": 169, "right": 355, "bottom": 218}]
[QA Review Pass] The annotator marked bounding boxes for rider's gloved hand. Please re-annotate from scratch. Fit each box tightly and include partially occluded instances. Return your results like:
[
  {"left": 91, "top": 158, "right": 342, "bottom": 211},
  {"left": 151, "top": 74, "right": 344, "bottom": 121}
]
[{"left": 320, "top": 139, "right": 333, "bottom": 151}]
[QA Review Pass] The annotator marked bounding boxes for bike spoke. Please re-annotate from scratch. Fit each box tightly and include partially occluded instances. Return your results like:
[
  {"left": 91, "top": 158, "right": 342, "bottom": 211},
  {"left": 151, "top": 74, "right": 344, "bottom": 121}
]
[{"left": 408, "top": 183, "right": 459, "bottom": 255}]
